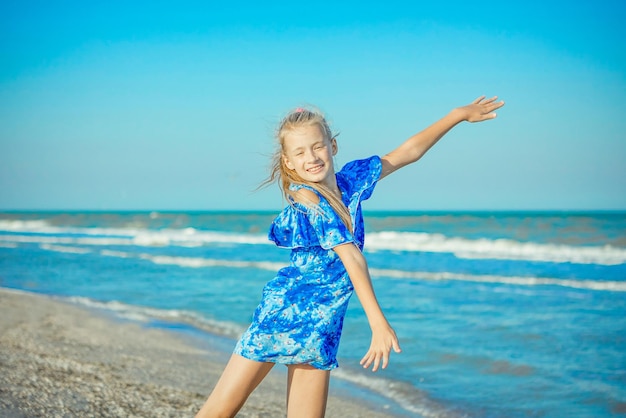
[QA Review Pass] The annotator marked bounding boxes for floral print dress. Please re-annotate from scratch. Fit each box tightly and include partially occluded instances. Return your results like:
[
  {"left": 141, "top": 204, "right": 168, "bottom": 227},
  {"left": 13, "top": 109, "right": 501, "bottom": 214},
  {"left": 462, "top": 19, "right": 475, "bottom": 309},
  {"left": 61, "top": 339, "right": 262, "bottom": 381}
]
[{"left": 234, "top": 156, "right": 382, "bottom": 370}]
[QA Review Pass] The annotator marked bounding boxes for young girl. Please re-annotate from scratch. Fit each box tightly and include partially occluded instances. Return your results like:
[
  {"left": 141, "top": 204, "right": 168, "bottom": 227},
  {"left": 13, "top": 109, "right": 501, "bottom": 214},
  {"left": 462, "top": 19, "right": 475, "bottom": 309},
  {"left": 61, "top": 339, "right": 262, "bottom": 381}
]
[{"left": 196, "top": 96, "right": 504, "bottom": 418}]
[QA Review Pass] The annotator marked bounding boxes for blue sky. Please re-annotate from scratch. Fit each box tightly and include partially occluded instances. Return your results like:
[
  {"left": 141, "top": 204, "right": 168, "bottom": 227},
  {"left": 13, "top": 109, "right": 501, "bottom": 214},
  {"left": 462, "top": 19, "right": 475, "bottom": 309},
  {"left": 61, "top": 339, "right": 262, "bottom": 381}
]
[{"left": 1, "top": 1, "right": 625, "bottom": 211}]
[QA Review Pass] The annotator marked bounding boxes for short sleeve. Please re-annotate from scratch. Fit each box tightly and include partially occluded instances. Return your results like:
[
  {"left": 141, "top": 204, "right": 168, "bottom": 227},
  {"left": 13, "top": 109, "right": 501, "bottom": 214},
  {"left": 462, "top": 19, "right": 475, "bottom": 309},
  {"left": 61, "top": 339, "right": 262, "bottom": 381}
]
[
  {"left": 336, "top": 156, "right": 382, "bottom": 202},
  {"left": 268, "top": 192, "right": 354, "bottom": 250}
]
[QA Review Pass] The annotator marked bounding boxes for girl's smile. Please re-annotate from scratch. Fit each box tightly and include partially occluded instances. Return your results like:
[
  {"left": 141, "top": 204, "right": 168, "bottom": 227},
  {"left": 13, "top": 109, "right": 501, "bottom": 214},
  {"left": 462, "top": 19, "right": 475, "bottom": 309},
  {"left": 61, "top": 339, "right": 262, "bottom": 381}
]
[{"left": 307, "top": 164, "right": 324, "bottom": 174}]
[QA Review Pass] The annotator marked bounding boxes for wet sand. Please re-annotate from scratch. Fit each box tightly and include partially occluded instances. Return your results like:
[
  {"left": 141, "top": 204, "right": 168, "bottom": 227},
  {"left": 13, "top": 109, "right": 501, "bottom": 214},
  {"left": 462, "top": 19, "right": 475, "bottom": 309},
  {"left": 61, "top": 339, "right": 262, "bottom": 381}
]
[{"left": 0, "top": 288, "right": 400, "bottom": 417}]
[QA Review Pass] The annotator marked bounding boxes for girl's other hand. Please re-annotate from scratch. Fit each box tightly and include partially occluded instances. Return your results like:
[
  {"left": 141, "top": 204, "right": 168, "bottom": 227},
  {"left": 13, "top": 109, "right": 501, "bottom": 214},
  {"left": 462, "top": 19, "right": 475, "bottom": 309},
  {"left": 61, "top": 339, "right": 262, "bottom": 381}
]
[
  {"left": 360, "top": 323, "right": 402, "bottom": 372},
  {"left": 456, "top": 95, "right": 505, "bottom": 123}
]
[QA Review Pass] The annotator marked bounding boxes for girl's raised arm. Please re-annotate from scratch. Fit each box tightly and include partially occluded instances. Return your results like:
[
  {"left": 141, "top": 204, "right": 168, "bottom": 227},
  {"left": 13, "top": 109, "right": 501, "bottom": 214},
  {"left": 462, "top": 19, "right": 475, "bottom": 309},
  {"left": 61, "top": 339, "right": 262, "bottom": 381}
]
[{"left": 379, "top": 96, "right": 504, "bottom": 180}]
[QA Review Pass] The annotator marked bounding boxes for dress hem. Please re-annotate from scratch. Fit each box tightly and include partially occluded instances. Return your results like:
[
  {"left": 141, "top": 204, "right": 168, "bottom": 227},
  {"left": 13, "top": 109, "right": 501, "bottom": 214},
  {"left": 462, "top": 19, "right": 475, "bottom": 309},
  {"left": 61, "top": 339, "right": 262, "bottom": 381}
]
[{"left": 234, "top": 350, "right": 338, "bottom": 371}]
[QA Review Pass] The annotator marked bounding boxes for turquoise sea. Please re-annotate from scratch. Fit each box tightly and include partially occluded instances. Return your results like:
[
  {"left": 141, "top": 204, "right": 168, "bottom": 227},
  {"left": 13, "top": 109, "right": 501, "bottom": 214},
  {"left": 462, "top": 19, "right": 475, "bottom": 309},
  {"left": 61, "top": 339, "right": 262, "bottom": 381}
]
[{"left": 1, "top": 210, "right": 625, "bottom": 417}]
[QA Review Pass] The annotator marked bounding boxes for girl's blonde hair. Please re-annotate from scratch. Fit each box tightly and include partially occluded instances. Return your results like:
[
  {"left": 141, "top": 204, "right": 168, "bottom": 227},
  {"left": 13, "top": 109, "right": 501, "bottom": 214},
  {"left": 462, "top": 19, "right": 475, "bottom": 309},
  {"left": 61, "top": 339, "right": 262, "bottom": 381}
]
[{"left": 262, "top": 107, "right": 353, "bottom": 233}]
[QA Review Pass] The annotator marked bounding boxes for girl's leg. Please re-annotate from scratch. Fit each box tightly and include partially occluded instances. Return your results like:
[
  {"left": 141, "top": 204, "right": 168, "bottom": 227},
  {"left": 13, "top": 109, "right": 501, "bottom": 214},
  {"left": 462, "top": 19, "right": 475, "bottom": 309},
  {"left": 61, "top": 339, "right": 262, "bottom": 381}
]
[
  {"left": 286, "top": 364, "right": 331, "bottom": 418},
  {"left": 195, "top": 353, "right": 274, "bottom": 418}
]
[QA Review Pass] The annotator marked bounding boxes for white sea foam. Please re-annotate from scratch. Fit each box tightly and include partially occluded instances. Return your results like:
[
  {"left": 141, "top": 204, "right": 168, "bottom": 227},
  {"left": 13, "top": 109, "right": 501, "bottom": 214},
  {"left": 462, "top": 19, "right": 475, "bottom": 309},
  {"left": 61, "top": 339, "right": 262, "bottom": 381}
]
[
  {"left": 0, "top": 226, "right": 270, "bottom": 248},
  {"left": 100, "top": 249, "right": 133, "bottom": 258},
  {"left": 31, "top": 241, "right": 626, "bottom": 292},
  {"left": 127, "top": 229, "right": 271, "bottom": 247},
  {"left": 0, "top": 219, "right": 51, "bottom": 231},
  {"left": 139, "top": 254, "right": 285, "bottom": 272},
  {"left": 2, "top": 223, "right": 625, "bottom": 265},
  {"left": 333, "top": 368, "right": 459, "bottom": 418},
  {"left": 38, "top": 241, "right": 625, "bottom": 293},
  {"left": 31, "top": 240, "right": 284, "bottom": 271},
  {"left": 369, "top": 268, "right": 626, "bottom": 292},
  {"left": 0, "top": 234, "right": 131, "bottom": 246},
  {"left": 39, "top": 244, "right": 92, "bottom": 254},
  {"left": 65, "top": 296, "right": 246, "bottom": 339},
  {"left": 367, "top": 231, "right": 626, "bottom": 265}
]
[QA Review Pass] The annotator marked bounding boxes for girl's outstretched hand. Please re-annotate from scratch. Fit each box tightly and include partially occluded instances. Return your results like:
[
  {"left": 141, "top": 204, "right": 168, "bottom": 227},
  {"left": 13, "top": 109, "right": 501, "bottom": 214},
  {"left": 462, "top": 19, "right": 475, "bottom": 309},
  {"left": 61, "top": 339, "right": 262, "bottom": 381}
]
[
  {"left": 360, "top": 322, "right": 402, "bottom": 372},
  {"left": 457, "top": 95, "right": 505, "bottom": 123}
]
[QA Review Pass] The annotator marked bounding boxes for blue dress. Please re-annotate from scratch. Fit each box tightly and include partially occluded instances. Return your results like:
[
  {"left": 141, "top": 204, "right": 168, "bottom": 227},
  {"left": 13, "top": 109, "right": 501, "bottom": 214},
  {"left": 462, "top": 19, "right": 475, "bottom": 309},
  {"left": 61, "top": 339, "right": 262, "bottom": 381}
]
[{"left": 234, "top": 156, "right": 382, "bottom": 370}]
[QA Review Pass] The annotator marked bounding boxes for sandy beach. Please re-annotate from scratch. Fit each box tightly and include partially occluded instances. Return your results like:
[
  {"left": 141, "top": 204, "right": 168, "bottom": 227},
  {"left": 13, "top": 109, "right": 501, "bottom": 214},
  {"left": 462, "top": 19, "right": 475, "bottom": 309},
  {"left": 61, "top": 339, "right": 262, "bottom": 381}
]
[{"left": 0, "top": 288, "right": 401, "bottom": 417}]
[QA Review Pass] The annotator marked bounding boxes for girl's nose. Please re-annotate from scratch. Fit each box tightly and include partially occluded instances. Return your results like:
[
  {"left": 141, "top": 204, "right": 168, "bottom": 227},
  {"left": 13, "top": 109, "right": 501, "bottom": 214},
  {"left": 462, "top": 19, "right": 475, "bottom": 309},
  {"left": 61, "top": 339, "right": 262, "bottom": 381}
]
[{"left": 305, "top": 149, "right": 318, "bottom": 162}]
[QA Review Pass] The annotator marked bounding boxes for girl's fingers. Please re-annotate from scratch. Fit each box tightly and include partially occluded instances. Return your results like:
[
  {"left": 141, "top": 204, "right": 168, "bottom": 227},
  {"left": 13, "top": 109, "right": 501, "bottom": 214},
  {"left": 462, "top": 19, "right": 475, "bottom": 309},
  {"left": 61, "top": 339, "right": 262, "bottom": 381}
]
[
  {"left": 472, "top": 95, "right": 500, "bottom": 110},
  {"left": 360, "top": 353, "right": 370, "bottom": 368},
  {"left": 361, "top": 351, "right": 375, "bottom": 369},
  {"left": 472, "top": 95, "right": 486, "bottom": 104},
  {"left": 361, "top": 351, "right": 373, "bottom": 370},
  {"left": 361, "top": 351, "right": 387, "bottom": 371},
  {"left": 381, "top": 352, "right": 389, "bottom": 370},
  {"left": 487, "top": 100, "right": 503, "bottom": 110},
  {"left": 372, "top": 355, "right": 380, "bottom": 372},
  {"left": 393, "top": 338, "right": 402, "bottom": 353}
]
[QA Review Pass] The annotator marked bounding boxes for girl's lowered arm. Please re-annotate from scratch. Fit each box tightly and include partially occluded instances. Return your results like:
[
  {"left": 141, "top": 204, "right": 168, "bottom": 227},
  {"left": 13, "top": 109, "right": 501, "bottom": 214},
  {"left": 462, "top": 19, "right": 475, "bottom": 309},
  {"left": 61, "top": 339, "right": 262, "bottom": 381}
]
[
  {"left": 379, "top": 95, "right": 505, "bottom": 180},
  {"left": 333, "top": 242, "right": 401, "bottom": 372}
]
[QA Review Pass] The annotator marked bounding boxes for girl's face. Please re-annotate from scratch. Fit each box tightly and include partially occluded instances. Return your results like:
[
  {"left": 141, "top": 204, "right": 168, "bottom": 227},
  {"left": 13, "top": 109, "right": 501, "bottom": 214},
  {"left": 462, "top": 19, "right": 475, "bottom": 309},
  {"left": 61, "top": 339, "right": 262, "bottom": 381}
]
[{"left": 282, "top": 124, "right": 337, "bottom": 187}]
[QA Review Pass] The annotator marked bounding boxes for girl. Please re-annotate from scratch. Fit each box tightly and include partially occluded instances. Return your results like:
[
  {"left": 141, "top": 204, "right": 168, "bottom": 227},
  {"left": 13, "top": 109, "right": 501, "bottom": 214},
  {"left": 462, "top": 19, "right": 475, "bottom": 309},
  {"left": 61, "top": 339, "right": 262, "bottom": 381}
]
[{"left": 196, "top": 96, "right": 504, "bottom": 418}]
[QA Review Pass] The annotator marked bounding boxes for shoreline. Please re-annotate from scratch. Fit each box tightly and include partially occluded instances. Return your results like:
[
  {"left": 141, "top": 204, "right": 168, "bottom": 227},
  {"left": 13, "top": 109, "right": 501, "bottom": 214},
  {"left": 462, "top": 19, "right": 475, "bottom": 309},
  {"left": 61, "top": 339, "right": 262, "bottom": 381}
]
[{"left": 0, "top": 288, "right": 405, "bottom": 417}]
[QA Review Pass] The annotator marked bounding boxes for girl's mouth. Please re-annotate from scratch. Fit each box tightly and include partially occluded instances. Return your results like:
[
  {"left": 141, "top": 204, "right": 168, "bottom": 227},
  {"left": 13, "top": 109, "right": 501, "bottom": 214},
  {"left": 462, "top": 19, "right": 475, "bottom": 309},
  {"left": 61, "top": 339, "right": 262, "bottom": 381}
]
[{"left": 307, "top": 164, "right": 324, "bottom": 174}]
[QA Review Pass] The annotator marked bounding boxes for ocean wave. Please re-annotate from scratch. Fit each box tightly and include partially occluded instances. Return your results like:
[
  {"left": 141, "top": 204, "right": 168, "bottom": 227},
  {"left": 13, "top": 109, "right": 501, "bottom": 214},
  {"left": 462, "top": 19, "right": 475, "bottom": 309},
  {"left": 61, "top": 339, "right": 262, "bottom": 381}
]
[
  {"left": 333, "top": 368, "right": 459, "bottom": 418},
  {"left": 3, "top": 224, "right": 625, "bottom": 265},
  {"left": 0, "top": 226, "right": 270, "bottom": 247},
  {"left": 100, "top": 249, "right": 133, "bottom": 258},
  {"left": 32, "top": 243, "right": 284, "bottom": 271},
  {"left": 39, "top": 244, "right": 92, "bottom": 254},
  {"left": 139, "top": 254, "right": 285, "bottom": 271},
  {"left": 0, "top": 286, "right": 244, "bottom": 340},
  {"left": 369, "top": 268, "right": 626, "bottom": 292},
  {"left": 32, "top": 243, "right": 626, "bottom": 292},
  {"left": 2, "top": 234, "right": 131, "bottom": 246},
  {"left": 121, "top": 255, "right": 626, "bottom": 292},
  {"left": 367, "top": 232, "right": 626, "bottom": 265},
  {"left": 64, "top": 296, "right": 246, "bottom": 339},
  {"left": 3, "top": 224, "right": 625, "bottom": 266},
  {"left": 0, "top": 219, "right": 51, "bottom": 231}
]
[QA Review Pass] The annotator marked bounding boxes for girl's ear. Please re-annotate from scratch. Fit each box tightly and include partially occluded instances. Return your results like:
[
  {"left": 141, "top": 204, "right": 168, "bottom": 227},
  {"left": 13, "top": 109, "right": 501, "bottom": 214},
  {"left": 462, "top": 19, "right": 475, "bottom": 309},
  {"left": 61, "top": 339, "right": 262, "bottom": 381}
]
[
  {"left": 283, "top": 154, "right": 295, "bottom": 170},
  {"left": 331, "top": 138, "right": 338, "bottom": 156}
]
